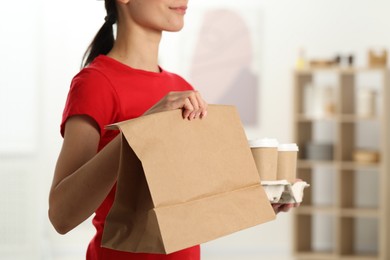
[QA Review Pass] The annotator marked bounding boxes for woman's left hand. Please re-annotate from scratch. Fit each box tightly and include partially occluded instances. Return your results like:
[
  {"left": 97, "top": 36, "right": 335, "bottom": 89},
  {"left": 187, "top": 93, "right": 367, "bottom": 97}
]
[
  {"left": 272, "top": 202, "right": 300, "bottom": 214},
  {"left": 272, "top": 178, "right": 302, "bottom": 214}
]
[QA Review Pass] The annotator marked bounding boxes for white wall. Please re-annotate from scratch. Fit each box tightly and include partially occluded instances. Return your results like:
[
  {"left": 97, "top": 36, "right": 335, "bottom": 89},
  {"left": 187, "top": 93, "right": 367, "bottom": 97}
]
[{"left": 1, "top": 0, "right": 389, "bottom": 259}]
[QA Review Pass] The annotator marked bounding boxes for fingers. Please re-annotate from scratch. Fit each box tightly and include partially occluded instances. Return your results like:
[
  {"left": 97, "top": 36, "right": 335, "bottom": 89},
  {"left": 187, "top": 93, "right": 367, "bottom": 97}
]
[
  {"left": 196, "top": 91, "right": 208, "bottom": 119},
  {"left": 186, "top": 92, "right": 199, "bottom": 120},
  {"left": 182, "top": 97, "right": 194, "bottom": 119},
  {"left": 280, "top": 203, "right": 294, "bottom": 212},
  {"left": 272, "top": 203, "right": 282, "bottom": 213},
  {"left": 181, "top": 91, "right": 207, "bottom": 120},
  {"left": 143, "top": 90, "right": 208, "bottom": 119},
  {"left": 272, "top": 202, "right": 299, "bottom": 214}
]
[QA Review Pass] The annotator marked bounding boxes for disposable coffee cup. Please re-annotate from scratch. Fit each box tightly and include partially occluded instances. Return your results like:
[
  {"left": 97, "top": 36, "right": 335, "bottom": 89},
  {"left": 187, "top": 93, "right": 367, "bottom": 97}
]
[
  {"left": 277, "top": 143, "right": 299, "bottom": 183},
  {"left": 248, "top": 138, "right": 279, "bottom": 181}
]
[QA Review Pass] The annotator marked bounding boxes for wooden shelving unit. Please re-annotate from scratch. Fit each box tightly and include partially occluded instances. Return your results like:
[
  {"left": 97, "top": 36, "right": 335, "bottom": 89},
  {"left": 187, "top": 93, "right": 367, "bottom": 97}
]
[{"left": 292, "top": 67, "right": 390, "bottom": 260}]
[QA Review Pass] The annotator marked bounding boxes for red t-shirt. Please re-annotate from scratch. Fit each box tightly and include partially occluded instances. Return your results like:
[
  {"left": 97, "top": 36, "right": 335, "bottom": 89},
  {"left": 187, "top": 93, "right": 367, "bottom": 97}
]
[{"left": 61, "top": 55, "right": 200, "bottom": 260}]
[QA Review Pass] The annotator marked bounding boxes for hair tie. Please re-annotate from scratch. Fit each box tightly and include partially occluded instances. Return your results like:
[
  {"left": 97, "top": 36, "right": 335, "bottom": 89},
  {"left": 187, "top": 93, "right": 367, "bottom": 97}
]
[{"left": 104, "top": 14, "right": 116, "bottom": 25}]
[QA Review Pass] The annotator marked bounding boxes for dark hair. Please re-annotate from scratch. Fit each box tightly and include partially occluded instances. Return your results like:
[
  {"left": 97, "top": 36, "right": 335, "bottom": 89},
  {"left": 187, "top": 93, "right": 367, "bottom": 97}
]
[{"left": 81, "top": 0, "right": 118, "bottom": 68}]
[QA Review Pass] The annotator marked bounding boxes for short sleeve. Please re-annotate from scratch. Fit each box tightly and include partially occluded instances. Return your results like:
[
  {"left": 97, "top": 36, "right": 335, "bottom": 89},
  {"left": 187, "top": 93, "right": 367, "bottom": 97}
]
[{"left": 60, "top": 68, "right": 119, "bottom": 137}]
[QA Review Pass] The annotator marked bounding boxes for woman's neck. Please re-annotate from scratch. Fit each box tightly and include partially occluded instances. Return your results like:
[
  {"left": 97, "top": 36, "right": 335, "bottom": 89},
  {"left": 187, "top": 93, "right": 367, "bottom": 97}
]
[{"left": 108, "top": 25, "right": 162, "bottom": 73}]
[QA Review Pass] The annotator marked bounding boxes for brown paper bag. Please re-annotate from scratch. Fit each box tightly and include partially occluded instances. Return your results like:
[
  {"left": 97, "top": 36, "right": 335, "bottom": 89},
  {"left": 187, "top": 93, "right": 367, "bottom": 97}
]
[{"left": 101, "top": 105, "right": 276, "bottom": 254}]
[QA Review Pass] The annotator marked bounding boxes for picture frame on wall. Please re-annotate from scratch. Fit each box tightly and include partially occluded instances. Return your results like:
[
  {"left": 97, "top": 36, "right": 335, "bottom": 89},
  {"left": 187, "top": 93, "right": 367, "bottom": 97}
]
[{"left": 161, "top": 2, "right": 264, "bottom": 132}]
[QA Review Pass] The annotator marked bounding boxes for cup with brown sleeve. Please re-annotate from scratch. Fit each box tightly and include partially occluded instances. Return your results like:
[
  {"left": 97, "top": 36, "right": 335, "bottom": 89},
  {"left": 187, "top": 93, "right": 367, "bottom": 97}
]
[
  {"left": 248, "top": 138, "right": 279, "bottom": 181},
  {"left": 277, "top": 143, "right": 299, "bottom": 183}
]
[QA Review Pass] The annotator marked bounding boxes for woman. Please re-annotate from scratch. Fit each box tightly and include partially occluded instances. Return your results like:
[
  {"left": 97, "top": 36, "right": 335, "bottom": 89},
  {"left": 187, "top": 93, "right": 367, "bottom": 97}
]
[
  {"left": 48, "top": 0, "right": 294, "bottom": 259},
  {"left": 49, "top": 0, "right": 206, "bottom": 259}
]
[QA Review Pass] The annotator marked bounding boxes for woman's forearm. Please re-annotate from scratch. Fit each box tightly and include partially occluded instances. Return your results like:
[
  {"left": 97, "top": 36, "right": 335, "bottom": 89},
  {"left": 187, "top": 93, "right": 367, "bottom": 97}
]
[{"left": 49, "top": 136, "right": 121, "bottom": 234}]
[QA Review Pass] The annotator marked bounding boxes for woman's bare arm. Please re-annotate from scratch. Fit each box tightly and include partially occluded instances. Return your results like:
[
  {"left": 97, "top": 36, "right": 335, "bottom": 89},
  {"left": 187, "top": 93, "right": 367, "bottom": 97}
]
[
  {"left": 48, "top": 91, "right": 207, "bottom": 234},
  {"left": 49, "top": 115, "right": 120, "bottom": 234}
]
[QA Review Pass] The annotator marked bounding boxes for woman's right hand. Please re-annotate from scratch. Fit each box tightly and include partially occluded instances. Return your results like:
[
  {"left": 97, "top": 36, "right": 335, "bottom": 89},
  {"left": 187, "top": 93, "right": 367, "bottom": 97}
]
[{"left": 143, "top": 91, "right": 208, "bottom": 120}]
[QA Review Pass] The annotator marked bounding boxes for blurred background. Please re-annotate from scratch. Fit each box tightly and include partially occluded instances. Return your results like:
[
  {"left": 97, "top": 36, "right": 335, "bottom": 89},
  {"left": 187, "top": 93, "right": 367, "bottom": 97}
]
[{"left": 1, "top": 0, "right": 389, "bottom": 259}]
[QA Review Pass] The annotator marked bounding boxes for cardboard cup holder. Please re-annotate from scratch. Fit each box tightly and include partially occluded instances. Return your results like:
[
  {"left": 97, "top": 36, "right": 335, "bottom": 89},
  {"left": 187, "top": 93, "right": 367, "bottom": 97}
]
[
  {"left": 261, "top": 180, "right": 310, "bottom": 204},
  {"left": 249, "top": 138, "right": 309, "bottom": 204}
]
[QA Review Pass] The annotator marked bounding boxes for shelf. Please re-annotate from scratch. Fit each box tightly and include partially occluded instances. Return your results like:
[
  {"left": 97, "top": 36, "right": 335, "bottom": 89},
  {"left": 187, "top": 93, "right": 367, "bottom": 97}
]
[
  {"left": 298, "top": 160, "right": 337, "bottom": 168},
  {"left": 296, "top": 114, "right": 380, "bottom": 122},
  {"left": 293, "top": 68, "right": 389, "bottom": 260},
  {"left": 339, "top": 114, "right": 380, "bottom": 122},
  {"left": 294, "top": 251, "right": 338, "bottom": 260},
  {"left": 339, "top": 255, "right": 378, "bottom": 260},
  {"left": 295, "top": 205, "right": 337, "bottom": 215},
  {"left": 298, "top": 160, "right": 380, "bottom": 170},
  {"left": 339, "top": 162, "right": 380, "bottom": 171},
  {"left": 297, "top": 256, "right": 379, "bottom": 260},
  {"left": 296, "top": 114, "right": 337, "bottom": 122},
  {"left": 339, "top": 208, "right": 380, "bottom": 218},
  {"left": 295, "top": 207, "right": 379, "bottom": 217},
  {"left": 295, "top": 67, "right": 388, "bottom": 74}
]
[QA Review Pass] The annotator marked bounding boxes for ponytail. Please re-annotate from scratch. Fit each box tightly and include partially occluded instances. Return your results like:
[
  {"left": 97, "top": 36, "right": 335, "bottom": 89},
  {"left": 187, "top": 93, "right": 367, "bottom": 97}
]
[{"left": 81, "top": 0, "right": 117, "bottom": 68}]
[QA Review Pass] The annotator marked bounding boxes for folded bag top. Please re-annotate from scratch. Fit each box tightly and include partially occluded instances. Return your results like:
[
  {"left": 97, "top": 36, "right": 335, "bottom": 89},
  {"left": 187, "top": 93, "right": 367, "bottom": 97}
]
[{"left": 102, "top": 105, "right": 276, "bottom": 254}]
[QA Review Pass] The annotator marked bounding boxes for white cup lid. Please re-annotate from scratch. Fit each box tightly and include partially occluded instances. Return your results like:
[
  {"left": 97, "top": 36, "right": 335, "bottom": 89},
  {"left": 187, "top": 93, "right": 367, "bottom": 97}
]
[
  {"left": 248, "top": 138, "right": 279, "bottom": 148},
  {"left": 278, "top": 143, "right": 299, "bottom": 151}
]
